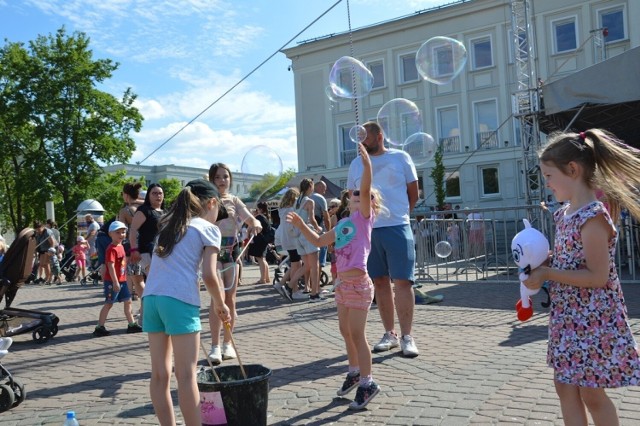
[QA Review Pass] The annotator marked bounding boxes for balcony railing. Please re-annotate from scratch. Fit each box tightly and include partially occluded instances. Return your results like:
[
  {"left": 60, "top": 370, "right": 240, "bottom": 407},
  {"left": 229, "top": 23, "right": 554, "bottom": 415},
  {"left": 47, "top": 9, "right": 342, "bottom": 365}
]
[
  {"left": 440, "top": 136, "right": 460, "bottom": 154},
  {"left": 477, "top": 131, "right": 499, "bottom": 149}
]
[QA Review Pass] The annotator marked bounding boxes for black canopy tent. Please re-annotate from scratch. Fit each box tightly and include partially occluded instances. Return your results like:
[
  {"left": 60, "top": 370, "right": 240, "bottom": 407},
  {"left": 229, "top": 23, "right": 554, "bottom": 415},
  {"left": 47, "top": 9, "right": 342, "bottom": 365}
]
[{"left": 540, "top": 46, "right": 640, "bottom": 148}]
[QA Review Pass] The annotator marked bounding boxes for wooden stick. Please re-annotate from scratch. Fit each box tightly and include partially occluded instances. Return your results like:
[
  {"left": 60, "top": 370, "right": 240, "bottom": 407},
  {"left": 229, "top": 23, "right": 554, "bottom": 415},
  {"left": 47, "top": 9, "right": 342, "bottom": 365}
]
[
  {"left": 200, "top": 341, "right": 221, "bottom": 383},
  {"left": 224, "top": 322, "right": 247, "bottom": 379}
]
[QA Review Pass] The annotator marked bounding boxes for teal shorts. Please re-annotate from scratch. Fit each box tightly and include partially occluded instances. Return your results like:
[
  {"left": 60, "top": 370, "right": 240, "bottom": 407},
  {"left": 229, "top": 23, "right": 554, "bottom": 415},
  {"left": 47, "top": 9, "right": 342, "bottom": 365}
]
[{"left": 142, "top": 295, "right": 201, "bottom": 335}]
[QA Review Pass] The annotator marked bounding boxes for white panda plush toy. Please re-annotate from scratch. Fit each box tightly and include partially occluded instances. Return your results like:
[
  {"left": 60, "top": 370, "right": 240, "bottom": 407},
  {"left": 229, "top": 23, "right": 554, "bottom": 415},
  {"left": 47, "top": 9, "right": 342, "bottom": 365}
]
[{"left": 511, "top": 219, "right": 550, "bottom": 321}]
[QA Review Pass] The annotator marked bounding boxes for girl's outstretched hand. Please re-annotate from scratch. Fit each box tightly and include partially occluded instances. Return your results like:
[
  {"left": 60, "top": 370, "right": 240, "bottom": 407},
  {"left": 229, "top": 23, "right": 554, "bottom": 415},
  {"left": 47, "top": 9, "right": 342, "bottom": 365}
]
[
  {"left": 358, "top": 142, "right": 371, "bottom": 166},
  {"left": 286, "top": 211, "right": 302, "bottom": 228}
]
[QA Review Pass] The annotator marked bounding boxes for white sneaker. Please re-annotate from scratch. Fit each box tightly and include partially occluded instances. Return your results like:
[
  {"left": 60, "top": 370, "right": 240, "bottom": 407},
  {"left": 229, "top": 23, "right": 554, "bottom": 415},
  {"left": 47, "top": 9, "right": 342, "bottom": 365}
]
[
  {"left": 208, "top": 345, "right": 222, "bottom": 365},
  {"left": 292, "top": 291, "right": 309, "bottom": 301},
  {"left": 222, "top": 342, "right": 237, "bottom": 360},
  {"left": 400, "top": 335, "right": 419, "bottom": 358},
  {"left": 372, "top": 331, "right": 399, "bottom": 352}
]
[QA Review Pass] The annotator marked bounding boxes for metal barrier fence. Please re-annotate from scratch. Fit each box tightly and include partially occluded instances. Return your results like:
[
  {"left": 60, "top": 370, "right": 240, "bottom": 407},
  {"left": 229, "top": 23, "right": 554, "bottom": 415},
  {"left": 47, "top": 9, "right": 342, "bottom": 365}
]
[{"left": 413, "top": 205, "right": 640, "bottom": 284}]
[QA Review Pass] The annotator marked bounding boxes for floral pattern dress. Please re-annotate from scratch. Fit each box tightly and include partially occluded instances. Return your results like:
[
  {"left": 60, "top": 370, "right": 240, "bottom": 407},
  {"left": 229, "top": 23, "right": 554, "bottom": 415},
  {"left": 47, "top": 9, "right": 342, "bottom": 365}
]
[{"left": 548, "top": 201, "right": 640, "bottom": 387}]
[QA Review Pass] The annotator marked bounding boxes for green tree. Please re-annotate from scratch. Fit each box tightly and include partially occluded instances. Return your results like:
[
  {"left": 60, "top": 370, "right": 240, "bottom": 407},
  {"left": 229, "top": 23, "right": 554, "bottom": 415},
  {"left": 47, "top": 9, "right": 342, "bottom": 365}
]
[
  {"left": 157, "top": 178, "right": 182, "bottom": 207},
  {"left": 0, "top": 28, "right": 143, "bottom": 245},
  {"left": 247, "top": 168, "right": 297, "bottom": 202},
  {"left": 430, "top": 146, "right": 446, "bottom": 209}
]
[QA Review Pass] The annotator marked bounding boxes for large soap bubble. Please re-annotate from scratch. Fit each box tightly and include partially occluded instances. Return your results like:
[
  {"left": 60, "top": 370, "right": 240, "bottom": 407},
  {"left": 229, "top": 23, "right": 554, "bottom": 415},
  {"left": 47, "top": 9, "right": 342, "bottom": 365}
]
[
  {"left": 435, "top": 240, "right": 453, "bottom": 258},
  {"left": 403, "top": 132, "right": 438, "bottom": 167},
  {"left": 329, "top": 56, "right": 374, "bottom": 99},
  {"left": 416, "top": 36, "right": 467, "bottom": 85},
  {"left": 376, "top": 98, "right": 422, "bottom": 147},
  {"left": 241, "top": 145, "right": 283, "bottom": 201}
]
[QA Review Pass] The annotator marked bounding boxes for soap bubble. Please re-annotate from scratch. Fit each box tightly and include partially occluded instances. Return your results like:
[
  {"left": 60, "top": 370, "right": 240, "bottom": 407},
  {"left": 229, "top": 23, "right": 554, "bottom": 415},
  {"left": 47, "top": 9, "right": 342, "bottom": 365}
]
[
  {"left": 329, "top": 56, "right": 374, "bottom": 99},
  {"left": 349, "top": 125, "right": 367, "bottom": 143},
  {"left": 403, "top": 132, "right": 438, "bottom": 167},
  {"left": 241, "top": 145, "right": 283, "bottom": 200},
  {"left": 416, "top": 36, "right": 467, "bottom": 85},
  {"left": 376, "top": 98, "right": 422, "bottom": 146},
  {"left": 435, "top": 240, "right": 452, "bottom": 258}
]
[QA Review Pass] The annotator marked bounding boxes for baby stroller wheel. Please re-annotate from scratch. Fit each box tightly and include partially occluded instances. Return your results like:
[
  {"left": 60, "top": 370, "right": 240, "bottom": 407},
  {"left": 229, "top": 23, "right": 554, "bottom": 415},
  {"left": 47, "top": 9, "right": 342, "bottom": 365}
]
[
  {"left": 319, "top": 270, "right": 329, "bottom": 287},
  {"left": 0, "top": 384, "right": 15, "bottom": 412},
  {"left": 10, "top": 379, "right": 25, "bottom": 407},
  {"left": 32, "top": 326, "right": 51, "bottom": 343}
]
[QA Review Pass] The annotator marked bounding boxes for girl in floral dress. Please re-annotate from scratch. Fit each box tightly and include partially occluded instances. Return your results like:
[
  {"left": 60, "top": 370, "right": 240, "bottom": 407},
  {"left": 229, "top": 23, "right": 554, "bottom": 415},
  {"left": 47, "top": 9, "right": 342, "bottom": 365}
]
[{"left": 525, "top": 129, "right": 640, "bottom": 425}]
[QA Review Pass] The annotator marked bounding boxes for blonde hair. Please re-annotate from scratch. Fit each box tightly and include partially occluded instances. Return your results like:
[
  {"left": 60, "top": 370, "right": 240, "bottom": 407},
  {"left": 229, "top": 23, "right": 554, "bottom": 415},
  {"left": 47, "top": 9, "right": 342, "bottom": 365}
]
[
  {"left": 280, "top": 188, "right": 299, "bottom": 208},
  {"left": 539, "top": 129, "right": 640, "bottom": 221}
]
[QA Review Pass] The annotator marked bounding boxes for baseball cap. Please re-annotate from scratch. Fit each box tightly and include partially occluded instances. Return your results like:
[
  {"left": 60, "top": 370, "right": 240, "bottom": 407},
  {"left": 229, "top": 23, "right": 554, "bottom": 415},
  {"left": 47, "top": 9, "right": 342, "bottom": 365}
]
[
  {"left": 77, "top": 236, "right": 85, "bottom": 242},
  {"left": 108, "top": 221, "right": 127, "bottom": 233},
  {"left": 186, "top": 178, "right": 220, "bottom": 199}
]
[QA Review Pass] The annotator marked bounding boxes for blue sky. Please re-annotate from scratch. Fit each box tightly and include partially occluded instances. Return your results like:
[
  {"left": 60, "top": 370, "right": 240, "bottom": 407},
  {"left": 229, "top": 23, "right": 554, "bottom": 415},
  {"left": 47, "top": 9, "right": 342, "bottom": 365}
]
[{"left": 1, "top": 0, "right": 451, "bottom": 174}]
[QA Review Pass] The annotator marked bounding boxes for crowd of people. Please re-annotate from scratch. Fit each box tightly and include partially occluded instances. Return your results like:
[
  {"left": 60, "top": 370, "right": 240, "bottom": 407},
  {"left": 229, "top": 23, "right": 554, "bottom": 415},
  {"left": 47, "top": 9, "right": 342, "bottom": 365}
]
[{"left": 3, "top": 124, "right": 639, "bottom": 424}]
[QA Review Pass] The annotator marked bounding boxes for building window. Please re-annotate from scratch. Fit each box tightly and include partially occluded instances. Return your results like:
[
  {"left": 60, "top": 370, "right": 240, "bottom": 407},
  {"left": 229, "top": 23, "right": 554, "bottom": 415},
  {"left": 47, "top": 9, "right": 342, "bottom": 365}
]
[
  {"left": 445, "top": 170, "right": 461, "bottom": 198},
  {"left": 471, "top": 37, "right": 492, "bottom": 69},
  {"left": 400, "top": 53, "right": 418, "bottom": 83},
  {"left": 473, "top": 100, "right": 498, "bottom": 149},
  {"left": 367, "top": 60, "right": 385, "bottom": 89},
  {"left": 553, "top": 18, "right": 577, "bottom": 53},
  {"left": 437, "top": 106, "right": 460, "bottom": 154},
  {"left": 339, "top": 124, "right": 357, "bottom": 167},
  {"left": 599, "top": 7, "right": 625, "bottom": 43},
  {"left": 480, "top": 166, "right": 500, "bottom": 196}
]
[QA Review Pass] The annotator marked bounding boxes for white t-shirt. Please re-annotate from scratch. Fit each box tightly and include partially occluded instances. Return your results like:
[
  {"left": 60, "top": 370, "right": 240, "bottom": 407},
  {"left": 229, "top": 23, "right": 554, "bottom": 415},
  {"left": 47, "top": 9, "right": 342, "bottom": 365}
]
[
  {"left": 347, "top": 149, "right": 418, "bottom": 228},
  {"left": 144, "top": 217, "right": 221, "bottom": 307}
]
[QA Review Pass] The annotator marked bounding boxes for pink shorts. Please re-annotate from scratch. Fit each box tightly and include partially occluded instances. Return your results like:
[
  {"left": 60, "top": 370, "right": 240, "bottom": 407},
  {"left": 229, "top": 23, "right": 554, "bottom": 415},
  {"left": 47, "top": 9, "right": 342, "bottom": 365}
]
[
  {"left": 334, "top": 274, "right": 374, "bottom": 311},
  {"left": 75, "top": 259, "right": 86, "bottom": 269}
]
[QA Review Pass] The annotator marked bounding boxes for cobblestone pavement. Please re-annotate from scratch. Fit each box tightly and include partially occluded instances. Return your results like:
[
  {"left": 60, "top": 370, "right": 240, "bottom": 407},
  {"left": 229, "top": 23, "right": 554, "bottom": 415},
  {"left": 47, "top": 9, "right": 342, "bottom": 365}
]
[{"left": 2, "top": 264, "right": 640, "bottom": 425}]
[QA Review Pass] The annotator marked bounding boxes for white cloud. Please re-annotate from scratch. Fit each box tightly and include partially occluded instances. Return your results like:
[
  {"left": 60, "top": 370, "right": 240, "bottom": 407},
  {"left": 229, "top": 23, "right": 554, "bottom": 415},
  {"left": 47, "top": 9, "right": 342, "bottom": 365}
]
[{"left": 133, "top": 99, "right": 166, "bottom": 120}]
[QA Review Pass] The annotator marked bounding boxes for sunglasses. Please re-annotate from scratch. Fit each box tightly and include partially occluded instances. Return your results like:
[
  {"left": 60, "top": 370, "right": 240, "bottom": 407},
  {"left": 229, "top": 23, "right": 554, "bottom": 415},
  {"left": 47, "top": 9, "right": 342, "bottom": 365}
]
[{"left": 352, "top": 190, "right": 374, "bottom": 199}]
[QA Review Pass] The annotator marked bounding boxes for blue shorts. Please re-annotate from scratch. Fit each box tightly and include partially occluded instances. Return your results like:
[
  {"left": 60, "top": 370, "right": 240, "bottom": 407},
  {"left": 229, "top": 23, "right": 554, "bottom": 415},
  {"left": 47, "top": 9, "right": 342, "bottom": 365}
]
[
  {"left": 142, "top": 295, "right": 201, "bottom": 335},
  {"left": 103, "top": 281, "right": 132, "bottom": 304},
  {"left": 368, "top": 224, "right": 415, "bottom": 282}
]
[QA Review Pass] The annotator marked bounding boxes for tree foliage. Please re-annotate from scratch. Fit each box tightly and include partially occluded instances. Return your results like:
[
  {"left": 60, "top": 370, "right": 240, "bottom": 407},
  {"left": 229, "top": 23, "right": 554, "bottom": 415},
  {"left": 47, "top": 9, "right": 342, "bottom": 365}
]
[
  {"left": 430, "top": 145, "right": 446, "bottom": 209},
  {"left": 247, "top": 168, "right": 297, "bottom": 202},
  {"left": 0, "top": 27, "right": 143, "bottom": 245}
]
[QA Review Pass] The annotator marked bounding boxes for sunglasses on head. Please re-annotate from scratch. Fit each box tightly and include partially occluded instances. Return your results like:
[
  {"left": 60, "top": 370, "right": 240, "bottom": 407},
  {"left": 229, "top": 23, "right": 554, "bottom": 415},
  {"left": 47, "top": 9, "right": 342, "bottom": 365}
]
[{"left": 352, "top": 190, "right": 374, "bottom": 199}]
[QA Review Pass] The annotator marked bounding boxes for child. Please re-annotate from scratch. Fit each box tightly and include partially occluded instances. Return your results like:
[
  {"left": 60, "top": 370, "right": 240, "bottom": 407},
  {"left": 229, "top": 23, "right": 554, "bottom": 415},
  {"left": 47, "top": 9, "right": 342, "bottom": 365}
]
[
  {"left": 92, "top": 221, "right": 142, "bottom": 337},
  {"left": 143, "top": 179, "right": 230, "bottom": 426},
  {"left": 287, "top": 142, "right": 381, "bottom": 410},
  {"left": 73, "top": 236, "right": 88, "bottom": 282},
  {"left": 524, "top": 129, "right": 640, "bottom": 425}
]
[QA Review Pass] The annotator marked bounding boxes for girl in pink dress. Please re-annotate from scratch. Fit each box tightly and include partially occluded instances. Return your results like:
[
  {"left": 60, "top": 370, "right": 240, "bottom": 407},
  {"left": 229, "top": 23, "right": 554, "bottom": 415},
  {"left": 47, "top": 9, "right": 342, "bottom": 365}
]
[{"left": 525, "top": 129, "right": 640, "bottom": 425}]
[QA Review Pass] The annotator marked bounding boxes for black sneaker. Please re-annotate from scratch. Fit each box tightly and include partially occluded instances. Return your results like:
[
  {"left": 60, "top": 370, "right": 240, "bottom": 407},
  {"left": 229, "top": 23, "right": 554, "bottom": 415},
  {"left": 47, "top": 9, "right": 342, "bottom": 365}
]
[
  {"left": 349, "top": 381, "right": 380, "bottom": 410},
  {"left": 336, "top": 372, "right": 360, "bottom": 396},
  {"left": 308, "top": 294, "right": 326, "bottom": 303},
  {"left": 92, "top": 325, "right": 111, "bottom": 337},
  {"left": 127, "top": 323, "right": 143, "bottom": 333}
]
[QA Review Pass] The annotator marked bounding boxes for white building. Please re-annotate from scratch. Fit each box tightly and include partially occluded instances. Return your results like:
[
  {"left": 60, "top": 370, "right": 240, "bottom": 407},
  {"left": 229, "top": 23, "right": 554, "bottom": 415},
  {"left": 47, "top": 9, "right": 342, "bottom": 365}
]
[
  {"left": 283, "top": 0, "right": 639, "bottom": 210},
  {"left": 103, "top": 164, "right": 263, "bottom": 199}
]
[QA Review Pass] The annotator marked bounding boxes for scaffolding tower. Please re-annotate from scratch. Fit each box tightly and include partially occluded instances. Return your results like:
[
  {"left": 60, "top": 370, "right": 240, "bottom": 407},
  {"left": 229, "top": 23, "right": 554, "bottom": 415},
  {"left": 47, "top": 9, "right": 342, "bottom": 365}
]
[{"left": 511, "top": 0, "right": 543, "bottom": 211}]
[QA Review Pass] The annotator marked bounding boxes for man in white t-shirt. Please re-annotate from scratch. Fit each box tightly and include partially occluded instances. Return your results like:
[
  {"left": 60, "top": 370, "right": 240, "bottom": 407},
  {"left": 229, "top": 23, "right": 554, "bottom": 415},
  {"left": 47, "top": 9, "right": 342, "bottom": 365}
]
[{"left": 347, "top": 121, "right": 420, "bottom": 358}]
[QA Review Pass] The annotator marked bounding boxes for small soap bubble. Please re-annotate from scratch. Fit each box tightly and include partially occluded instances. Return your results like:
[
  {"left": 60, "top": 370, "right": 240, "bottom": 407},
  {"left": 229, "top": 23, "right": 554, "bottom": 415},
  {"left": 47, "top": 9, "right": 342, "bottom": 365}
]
[
  {"left": 435, "top": 241, "right": 453, "bottom": 258},
  {"left": 329, "top": 56, "right": 374, "bottom": 99},
  {"left": 416, "top": 36, "right": 467, "bottom": 85},
  {"left": 376, "top": 98, "right": 422, "bottom": 146},
  {"left": 349, "top": 125, "right": 367, "bottom": 143}
]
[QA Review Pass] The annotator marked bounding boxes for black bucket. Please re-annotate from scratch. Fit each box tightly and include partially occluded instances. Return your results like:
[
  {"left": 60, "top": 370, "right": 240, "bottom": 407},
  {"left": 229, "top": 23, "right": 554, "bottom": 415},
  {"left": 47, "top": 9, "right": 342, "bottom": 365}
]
[{"left": 197, "top": 364, "right": 271, "bottom": 426}]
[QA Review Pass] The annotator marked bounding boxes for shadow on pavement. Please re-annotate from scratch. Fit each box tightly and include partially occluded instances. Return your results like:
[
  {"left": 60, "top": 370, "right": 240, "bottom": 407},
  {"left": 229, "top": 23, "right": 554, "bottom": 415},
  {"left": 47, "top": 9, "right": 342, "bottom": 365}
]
[{"left": 273, "top": 396, "right": 355, "bottom": 426}]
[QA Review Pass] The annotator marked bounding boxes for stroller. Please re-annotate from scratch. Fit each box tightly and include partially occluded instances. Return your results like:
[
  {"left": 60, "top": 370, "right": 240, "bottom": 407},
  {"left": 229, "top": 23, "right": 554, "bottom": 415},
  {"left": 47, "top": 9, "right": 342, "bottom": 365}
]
[
  {"left": 0, "top": 337, "right": 26, "bottom": 412},
  {"left": 0, "top": 228, "right": 60, "bottom": 343},
  {"left": 272, "top": 252, "right": 329, "bottom": 288},
  {"left": 59, "top": 249, "right": 77, "bottom": 283}
]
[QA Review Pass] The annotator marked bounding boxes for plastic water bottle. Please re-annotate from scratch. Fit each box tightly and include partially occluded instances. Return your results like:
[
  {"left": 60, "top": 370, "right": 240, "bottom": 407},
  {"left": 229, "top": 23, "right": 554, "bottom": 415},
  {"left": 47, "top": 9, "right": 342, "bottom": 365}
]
[{"left": 63, "top": 411, "right": 79, "bottom": 426}]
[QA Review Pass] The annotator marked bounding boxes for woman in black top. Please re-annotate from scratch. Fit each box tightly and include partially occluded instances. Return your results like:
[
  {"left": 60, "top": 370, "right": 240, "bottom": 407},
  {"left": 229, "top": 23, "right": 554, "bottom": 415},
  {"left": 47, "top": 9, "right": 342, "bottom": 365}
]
[
  {"left": 129, "top": 184, "right": 166, "bottom": 311},
  {"left": 248, "top": 202, "right": 272, "bottom": 284}
]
